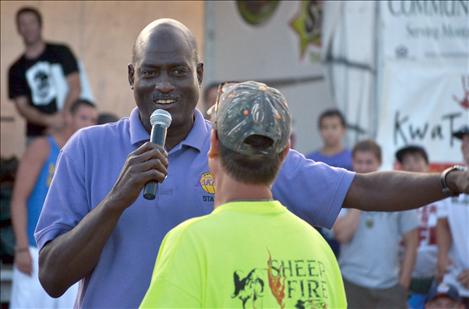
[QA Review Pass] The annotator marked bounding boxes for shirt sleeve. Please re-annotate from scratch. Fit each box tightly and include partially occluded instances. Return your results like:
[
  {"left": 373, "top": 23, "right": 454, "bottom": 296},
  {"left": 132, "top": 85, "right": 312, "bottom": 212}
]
[
  {"left": 398, "top": 210, "right": 419, "bottom": 235},
  {"left": 8, "top": 64, "right": 29, "bottom": 99},
  {"left": 338, "top": 208, "right": 349, "bottom": 219},
  {"left": 34, "top": 131, "right": 90, "bottom": 250},
  {"left": 272, "top": 149, "right": 355, "bottom": 229},
  {"left": 57, "top": 45, "right": 79, "bottom": 76},
  {"left": 140, "top": 224, "right": 202, "bottom": 308}
]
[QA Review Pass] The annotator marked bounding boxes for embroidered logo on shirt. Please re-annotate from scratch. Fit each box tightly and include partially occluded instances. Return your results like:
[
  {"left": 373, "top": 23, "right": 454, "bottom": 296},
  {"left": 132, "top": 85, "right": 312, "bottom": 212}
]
[{"left": 200, "top": 172, "right": 215, "bottom": 194}]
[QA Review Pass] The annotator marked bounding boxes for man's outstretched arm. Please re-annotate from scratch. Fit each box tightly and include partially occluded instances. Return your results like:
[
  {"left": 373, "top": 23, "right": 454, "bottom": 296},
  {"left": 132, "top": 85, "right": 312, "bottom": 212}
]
[{"left": 343, "top": 170, "right": 468, "bottom": 211}]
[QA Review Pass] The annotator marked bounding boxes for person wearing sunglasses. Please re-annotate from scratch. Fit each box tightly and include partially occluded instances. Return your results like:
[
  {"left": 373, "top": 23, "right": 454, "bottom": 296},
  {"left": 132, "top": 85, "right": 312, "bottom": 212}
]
[{"left": 34, "top": 18, "right": 469, "bottom": 308}]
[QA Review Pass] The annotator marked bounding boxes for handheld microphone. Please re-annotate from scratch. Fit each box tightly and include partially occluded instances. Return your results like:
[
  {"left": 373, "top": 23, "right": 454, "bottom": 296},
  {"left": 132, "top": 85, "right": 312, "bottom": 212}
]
[{"left": 143, "top": 109, "right": 172, "bottom": 200}]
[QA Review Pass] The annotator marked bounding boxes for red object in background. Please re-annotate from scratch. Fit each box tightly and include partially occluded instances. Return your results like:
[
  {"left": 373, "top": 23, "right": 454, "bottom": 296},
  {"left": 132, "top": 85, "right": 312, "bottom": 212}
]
[
  {"left": 394, "top": 162, "right": 459, "bottom": 173},
  {"left": 428, "top": 162, "right": 461, "bottom": 173},
  {"left": 453, "top": 75, "right": 469, "bottom": 110}
]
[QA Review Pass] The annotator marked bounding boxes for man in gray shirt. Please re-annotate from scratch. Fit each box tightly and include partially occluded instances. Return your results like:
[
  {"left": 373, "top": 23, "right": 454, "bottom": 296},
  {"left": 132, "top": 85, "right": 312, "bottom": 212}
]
[{"left": 334, "top": 140, "right": 419, "bottom": 308}]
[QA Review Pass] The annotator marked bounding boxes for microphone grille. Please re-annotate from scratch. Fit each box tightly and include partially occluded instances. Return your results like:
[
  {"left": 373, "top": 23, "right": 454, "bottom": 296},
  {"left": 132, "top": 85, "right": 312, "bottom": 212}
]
[{"left": 150, "top": 109, "right": 172, "bottom": 128}]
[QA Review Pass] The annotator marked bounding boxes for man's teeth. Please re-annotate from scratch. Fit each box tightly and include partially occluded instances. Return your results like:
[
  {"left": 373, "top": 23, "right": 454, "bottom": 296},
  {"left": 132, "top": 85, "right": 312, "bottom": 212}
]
[{"left": 155, "top": 99, "right": 175, "bottom": 104}]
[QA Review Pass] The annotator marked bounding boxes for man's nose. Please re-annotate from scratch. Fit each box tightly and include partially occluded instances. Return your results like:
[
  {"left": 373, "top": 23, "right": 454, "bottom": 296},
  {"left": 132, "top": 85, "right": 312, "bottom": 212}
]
[{"left": 155, "top": 81, "right": 175, "bottom": 93}]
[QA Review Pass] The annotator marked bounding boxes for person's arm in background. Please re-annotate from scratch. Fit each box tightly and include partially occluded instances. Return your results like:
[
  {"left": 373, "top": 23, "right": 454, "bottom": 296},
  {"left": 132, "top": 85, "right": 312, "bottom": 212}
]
[
  {"left": 61, "top": 72, "right": 81, "bottom": 113},
  {"left": 344, "top": 170, "right": 468, "bottom": 210},
  {"left": 10, "top": 138, "right": 50, "bottom": 275},
  {"left": 457, "top": 270, "right": 469, "bottom": 289},
  {"left": 38, "top": 142, "right": 168, "bottom": 297},
  {"left": 332, "top": 209, "right": 361, "bottom": 244},
  {"left": 14, "top": 96, "right": 65, "bottom": 130},
  {"left": 400, "top": 228, "right": 418, "bottom": 290},
  {"left": 8, "top": 61, "right": 64, "bottom": 130},
  {"left": 58, "top": 45, "right": 81, "bottom": 114},
  {"left": 436, "top": 217, "right": 452, "bottom": 282}
]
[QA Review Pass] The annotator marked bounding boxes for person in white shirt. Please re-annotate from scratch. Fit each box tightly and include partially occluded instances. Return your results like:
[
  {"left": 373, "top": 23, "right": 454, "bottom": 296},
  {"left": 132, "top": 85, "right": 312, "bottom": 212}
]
[
  {"left": 395, "top": 145, "right": 442, "bottom": 309},
  {"left": 436, "top": 125, "right": 469, "bottom": 308}
]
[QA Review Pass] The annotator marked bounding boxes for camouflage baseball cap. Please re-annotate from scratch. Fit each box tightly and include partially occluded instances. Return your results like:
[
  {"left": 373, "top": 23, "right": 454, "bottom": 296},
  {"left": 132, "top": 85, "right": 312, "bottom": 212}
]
[{"left": 215, "top": 81, "right": 291, "bottom": 156}]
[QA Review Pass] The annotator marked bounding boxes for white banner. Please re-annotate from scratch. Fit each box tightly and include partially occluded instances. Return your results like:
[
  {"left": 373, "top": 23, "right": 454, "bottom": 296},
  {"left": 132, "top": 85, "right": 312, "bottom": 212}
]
[
  {"left": 377, "top": 64, "right": 468, "bottom": 169},
  {"left": 381, "top": 0, "right": 469, "bottom": 62},
  {"left": 377, "top": 0, "right": 469, "bottom": 170}
]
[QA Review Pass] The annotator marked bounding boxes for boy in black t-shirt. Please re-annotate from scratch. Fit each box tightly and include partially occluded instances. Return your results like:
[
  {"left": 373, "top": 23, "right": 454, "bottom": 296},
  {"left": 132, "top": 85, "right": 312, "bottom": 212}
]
[{"left": 8, "top": 7, "right": 81, "bottom": 141}]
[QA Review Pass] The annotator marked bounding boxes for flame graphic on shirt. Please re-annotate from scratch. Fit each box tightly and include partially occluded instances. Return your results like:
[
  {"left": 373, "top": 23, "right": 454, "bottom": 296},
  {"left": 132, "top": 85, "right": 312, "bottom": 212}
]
[{"left": 267, "top": 250, "right": 286, "bottom": 309}]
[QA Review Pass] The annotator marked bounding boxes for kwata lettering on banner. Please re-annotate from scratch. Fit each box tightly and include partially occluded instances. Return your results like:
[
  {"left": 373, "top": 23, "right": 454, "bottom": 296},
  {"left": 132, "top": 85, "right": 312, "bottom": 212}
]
[
  {"left": 377, "top": 1, "right": 468, "bottom": 170},
  {"left": 377, "top": 65, "right": 468, "bottom": 170}
]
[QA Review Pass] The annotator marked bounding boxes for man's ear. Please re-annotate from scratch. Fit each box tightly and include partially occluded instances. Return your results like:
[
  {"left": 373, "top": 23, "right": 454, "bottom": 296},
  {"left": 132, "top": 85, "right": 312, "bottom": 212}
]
[
  {"left": 128, "top": 64, "right": 135, "bottom": 89},
  {"left": 208, "top": 129, "right": 219, "bottom": 159},
  {"left": 279, "top": 142, "right": 290, "bottom": 162},
  {"left": 196, "top": 62, "right": 204, "bottom": 86}
]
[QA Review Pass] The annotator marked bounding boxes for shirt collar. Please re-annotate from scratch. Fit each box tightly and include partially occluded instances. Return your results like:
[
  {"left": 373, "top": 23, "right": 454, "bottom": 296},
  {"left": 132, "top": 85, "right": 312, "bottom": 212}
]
[
  {"left": 129, "top": 107, "right": 150, "bottom": 146},
  {"left": 177, "top": 108, "right": 210, "bottom": 152},
  {"left": 129, "top": 107, "right": 211, "bottom": 152}
]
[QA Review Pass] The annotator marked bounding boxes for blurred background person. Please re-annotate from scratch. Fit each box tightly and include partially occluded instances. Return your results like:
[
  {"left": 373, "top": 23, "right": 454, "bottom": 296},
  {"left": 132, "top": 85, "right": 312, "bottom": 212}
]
[
  {"left": 306, "top": 108, "right": 353, "bottom": 257},
  {"left": 436, "top": 125, "right": 469, "bottom": 308},
  {"left": 333, "top": 139, "right": 419, "bottom": 309},
  {"left": 9, "top": 99, "right": 97, "bottom": 309},
  {"left": 202, "top": 82, "right": 219, "bottom": 120},
  {"left": 395, "top": 145, "right": 441, "bottom": 309},
  {"left": 425, "top": 282, "right": 465, "bottom": 309},
  {"left": 306, "top": 108, "right": 352, "bottom": 170},
  {"left": 8, "top": 7, "right": 82, "bottom": 144},
  {"left": 97, "top": 112, "right": 119, "bottom": 125}
]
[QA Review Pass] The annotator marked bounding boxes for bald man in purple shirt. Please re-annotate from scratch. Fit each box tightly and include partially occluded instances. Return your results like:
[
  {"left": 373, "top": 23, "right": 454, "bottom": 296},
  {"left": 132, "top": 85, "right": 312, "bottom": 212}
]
[{"left": 35, "top": 19, "right": 469, "bottom": 308}]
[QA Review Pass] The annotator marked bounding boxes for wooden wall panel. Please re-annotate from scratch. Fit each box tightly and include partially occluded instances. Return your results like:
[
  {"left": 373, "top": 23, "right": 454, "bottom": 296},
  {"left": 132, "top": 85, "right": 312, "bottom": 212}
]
[{"left": 1, "top": 1, "right": 204, "bottom": 157}]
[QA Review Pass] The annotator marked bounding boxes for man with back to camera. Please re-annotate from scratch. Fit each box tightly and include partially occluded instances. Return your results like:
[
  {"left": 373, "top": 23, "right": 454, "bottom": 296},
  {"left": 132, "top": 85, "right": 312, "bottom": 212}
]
[
  {"left": 34, "top": 18, "right": 469, "bottom": 308},
  {"left": 8, "top": 7, "right": 81, "bottom": 142},
  {"left": 140, "top": 81, "right": 347, "bottom": 308},
  {"left": 9, "top": 99, "right": 97, "bottom": 308}
]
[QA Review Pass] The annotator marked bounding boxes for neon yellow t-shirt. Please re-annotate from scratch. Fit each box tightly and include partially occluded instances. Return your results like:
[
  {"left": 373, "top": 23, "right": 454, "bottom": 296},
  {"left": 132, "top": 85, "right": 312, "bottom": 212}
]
[{"left": 140, "top": 201, "right": 347, "bottom": 308}]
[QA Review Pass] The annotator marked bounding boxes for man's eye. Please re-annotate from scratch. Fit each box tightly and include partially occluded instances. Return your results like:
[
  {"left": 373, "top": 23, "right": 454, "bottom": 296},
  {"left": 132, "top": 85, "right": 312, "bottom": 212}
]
[
  {"left": 173, "top": 67, "right": 189, "bottom": 76},
  {"left": 141, "top": 70, "right": 155, "bottom": 77}
]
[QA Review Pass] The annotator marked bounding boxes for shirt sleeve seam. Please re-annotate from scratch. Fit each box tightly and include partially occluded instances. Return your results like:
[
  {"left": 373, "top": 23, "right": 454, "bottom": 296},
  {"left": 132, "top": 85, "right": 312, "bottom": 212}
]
[
  {"left": 324, "top": 170, "right": 356, "bottom": 228},
  {"left": 35, "top": 223, "right": 74, "bottom": 249}
]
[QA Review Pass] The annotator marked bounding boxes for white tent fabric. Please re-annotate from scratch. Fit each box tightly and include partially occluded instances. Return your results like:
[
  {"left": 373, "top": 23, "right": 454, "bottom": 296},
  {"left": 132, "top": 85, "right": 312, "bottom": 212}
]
[{"left": 321, "top": 1, "right": 378, "bottom": 146}]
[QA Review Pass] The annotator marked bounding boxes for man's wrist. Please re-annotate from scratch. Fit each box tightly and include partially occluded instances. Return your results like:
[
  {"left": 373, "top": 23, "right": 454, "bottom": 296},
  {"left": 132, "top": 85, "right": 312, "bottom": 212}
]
[
  {"left": 440, "top": 165, "right": 467, "bottom": 196},
  {"left": 15, "top": 246, "right": 29, "bottom": 253}
]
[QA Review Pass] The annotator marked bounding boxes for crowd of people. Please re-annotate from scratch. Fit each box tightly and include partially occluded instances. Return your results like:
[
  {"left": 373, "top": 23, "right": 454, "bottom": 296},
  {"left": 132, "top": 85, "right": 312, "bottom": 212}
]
[
  {"left": 6, "top": 7, "right": 117, "bottom": 308},
  {"left": 4, "top": 6, "right": 469, "bottom": 309},
  {"left": 310, "top": 109, "right": 469, "bottom": 309}
]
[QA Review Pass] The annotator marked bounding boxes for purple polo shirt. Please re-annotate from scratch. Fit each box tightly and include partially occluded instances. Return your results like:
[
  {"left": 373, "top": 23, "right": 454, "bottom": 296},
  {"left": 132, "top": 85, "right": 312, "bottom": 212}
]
[
  {"left": 306, "top": 149, "right": 353, "bottom": 171},
  {"left": 35, "top": 107, "right": 354, "bottom": 308}
]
